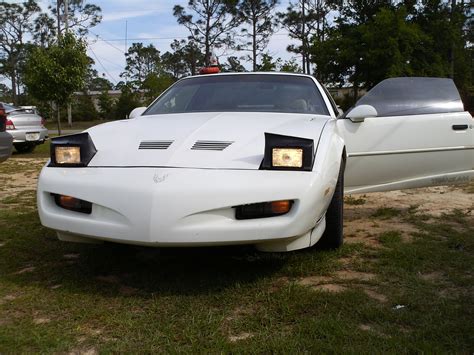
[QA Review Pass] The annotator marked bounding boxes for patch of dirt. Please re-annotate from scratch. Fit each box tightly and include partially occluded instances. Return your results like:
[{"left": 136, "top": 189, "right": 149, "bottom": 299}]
[
  {"left": 33, "top": 317, "right": 51, "bottom": 325},
  {"left": 297, "top": 276, "right": 333, "bottom": 286},
  {"left": 344, "top": 185, "right": 474, "bottom": 248},
  {"left": 359, "top": 324, "right": 372, "bottom": 331},
  {"left": 347, "top": 186, "right": 473, "bottom": 219},
  {"left": 225, "top": 305, "right": 256, "bottom": 322},
  {"left": 14, "top": 266, "right": 36, "bottom": 275},
  {"left": 297, "top": 277, "right": 346, "bottom": 293},
  {"left": 63, "top": 254, "right": 80, "bottom": 259},
  {"left": 228, "top": 332, "right": 254, "bottom": 342},
  {"left": 419, "top": 271, "right": 444, "bottom": 282},
  {"left": 96, "top": 275, "right": 120, "bottom": 284},
  {"left": 334, "top": 270, "right": 376, "bottom": 282},
  {"left": 362, "top": 288, "right": 388, "bottom": 303},
  {"left": 68, "top": 347, "right": 98, "bottom": 355},
  {"left": 119, "top": 286, "right": 138, "bottom": 296},
  {"left": 311, "top": 284, "right": 347, "bottom": 293}
]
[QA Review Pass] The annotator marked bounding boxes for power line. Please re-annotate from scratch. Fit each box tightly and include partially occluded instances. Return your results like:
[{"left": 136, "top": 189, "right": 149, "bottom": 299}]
[
  {"left": 88, "top": 46, "right": 118, "bottom": 84},
  {"left": 89, "top": 30, "right": 126, "bottom": 54},
  {"left": 91, "top": 32, "right": 292, "bottom": 43}
]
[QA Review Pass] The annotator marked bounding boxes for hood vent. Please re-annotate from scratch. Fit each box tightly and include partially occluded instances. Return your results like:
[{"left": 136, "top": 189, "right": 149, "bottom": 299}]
[
  {"left": 191, "top": 140, "right": 234, "bottom": 151},
  {"left": 139, "top": 140, "right": 173, "bottom": 150}
]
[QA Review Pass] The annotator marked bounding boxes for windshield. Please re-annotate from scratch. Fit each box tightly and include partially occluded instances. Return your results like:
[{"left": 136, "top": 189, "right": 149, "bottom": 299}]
[{"left": 144, "top": 74, "right": 330, "bottom": 116}]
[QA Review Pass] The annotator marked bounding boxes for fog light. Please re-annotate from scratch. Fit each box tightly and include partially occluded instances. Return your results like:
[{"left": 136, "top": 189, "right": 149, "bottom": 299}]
[
  {"left": 53, "top": 194, "right": 92, "bottom": 214},
  {"left": 55, "top": 146, "right": 81, "bottom": 165},
  {"left": 235, "top": 200, "right": 293, "bottom": 220},
  {"left": 272, "top": 148, "right": 303, "bottom": 168}
]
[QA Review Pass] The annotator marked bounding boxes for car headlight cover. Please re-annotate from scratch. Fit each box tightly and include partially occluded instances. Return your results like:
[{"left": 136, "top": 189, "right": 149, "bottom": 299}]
[
  {"left": 272, "top": 148, "right": 303, "bottom": 168},
  {"left": 55, "top": 146, "right": 81, "bottom": 164},
  {"left": 49, "top": 132, "right": 97, "bottom": 167},
  {"left": 261, "top": 133, "right": 314, "bottom": 171}
]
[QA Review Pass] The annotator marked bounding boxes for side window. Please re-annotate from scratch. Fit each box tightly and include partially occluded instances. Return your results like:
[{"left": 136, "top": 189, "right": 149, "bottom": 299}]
[{"left": 321, "top": 85, "right": 340, "bottom": 117}]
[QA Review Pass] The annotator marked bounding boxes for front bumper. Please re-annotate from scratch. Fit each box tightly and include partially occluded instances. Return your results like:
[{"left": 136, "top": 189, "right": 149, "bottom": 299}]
[
  {"left": 9, "top": 126, "right": 48, "bottom": 144},
  {"left": 37, "top": 166, "right": 335, "bottom": 248}
]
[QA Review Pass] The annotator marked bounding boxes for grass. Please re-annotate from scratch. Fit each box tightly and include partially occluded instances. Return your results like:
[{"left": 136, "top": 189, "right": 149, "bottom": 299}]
[
  {"left": 0, "top": 162, "right": 473, "bottom": 352},
  {"left": 345, "top": 195, "right": 367, "bottom": 205}
]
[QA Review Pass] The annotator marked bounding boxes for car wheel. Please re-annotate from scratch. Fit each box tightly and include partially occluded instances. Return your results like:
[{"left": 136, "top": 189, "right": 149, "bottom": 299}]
[
  {"left": 317, "top": 159, "right": 345, "bottom": 249},
  {"left": 14, "top": 143, "right": 36, "bottom": 153}
]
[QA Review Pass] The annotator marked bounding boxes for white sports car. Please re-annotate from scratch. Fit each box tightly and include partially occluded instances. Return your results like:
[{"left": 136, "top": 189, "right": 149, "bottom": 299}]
[{"left": 37, "top": 73, "right": 473, "bottom": 252}]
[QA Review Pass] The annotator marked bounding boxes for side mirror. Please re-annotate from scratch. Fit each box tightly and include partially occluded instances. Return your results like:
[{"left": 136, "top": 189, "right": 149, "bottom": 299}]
[
  {"left": 129, "top": 107, "right": 147, "bottom": 119},
  {"left": 346, "top": 105, "right": 378, "bottom": 122}
]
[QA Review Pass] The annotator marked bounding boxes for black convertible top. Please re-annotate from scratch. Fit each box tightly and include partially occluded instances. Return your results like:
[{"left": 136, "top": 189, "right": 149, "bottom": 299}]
[{"left": 355, "top": 77, "right": 464, "bottom": 117}]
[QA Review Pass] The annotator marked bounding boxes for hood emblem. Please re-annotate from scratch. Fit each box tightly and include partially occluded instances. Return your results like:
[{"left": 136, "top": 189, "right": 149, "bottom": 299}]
[{"left": 191, "top": 140, "right": 234, "bottom": 151}]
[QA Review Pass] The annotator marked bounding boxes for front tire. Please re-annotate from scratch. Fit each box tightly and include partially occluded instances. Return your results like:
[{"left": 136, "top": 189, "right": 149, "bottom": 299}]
[
  {"left": 317, "top": 160, "right": 345, "bottom": 249},
  {"left": 14, "top": 143, "right": 36, "bottom": 154}
]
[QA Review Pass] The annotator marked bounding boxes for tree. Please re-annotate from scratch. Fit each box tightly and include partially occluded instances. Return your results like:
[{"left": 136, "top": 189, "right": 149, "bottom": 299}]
[
  {"left": 0, "top": 0, "right": 41, "bottom": 104},
  {"left": 173, "top": 0, "right": 240, "bottom": 65},
  {"left": 162, "top": 39, "right": 205, "bottom": 78},
  {"left": 49, "top": 0, "right": 102, "bottom": 38},
  {"left": 278, "top": 0, "right": 332, "bottom": 74},
  {"left": 0, "top": 83, "right": 13, "bottom": 102},
  {"left": 97, "top": 90, "right": 114, "bottom": 120},
  {"left": 237, "top": 0, "right": 278, "bottom": 71},
  {"left": 72, "top": 91, "right": 99, "bottom": 121},
  {"left": 221, "top": 56, "right": 247, "bottom": 72},
  {"left": 280, "top": 58, "right": 301, "bottom": 72},
  {"left": 256, "top": 53, "right": 281, "bottom": 71},
  {"left": 33, "top": 12, "right": 57, "bottom": 47},
  {"left": 113, "top": 85, "right": 141, "bottom": 120},
  {"left": 24, "top": 33, "right": 89, "bottom": 134},
  {"left": 122, "top": 43, "right": 162, "bottom": 89}
]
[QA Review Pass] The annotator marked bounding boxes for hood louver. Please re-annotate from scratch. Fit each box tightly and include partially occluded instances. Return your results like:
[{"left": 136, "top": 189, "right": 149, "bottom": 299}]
[
  {"left": 139, "top": 140, "right": 174, "bottom": 150},
  {"left": 191, "top": 140, "right": 234, "bottom": 151}
]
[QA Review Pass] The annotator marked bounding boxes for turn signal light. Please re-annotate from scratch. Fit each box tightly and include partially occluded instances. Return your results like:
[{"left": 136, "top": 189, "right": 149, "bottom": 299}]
[
  {"left": 53, "top": 194, "right": 92, "bottom": 214},
  {"left": 235, "top": 200, "right": 293, "bottom": 220},
  {"left": 270, "top": 200, "right": 292, "bottom": 214}
]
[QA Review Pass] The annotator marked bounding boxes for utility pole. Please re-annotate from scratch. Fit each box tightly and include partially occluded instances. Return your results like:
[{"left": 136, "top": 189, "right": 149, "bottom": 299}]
[
  {"left": 56, "top": 0, "right": 62, "bottom": 135},
  {"left": 449, "top": 0, "right": 456, "bottom": 79},
  {"left": 124, "top": 20, "right": 128, "bottom": 85},
  {"left": 64, "top": 0, "right": 73, "bottom": 128},
  {"left": 301, "top": 0, "right": 306, "bottom": 74}
]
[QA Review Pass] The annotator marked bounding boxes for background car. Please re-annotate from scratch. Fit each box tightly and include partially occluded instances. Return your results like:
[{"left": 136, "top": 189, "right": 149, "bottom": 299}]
[
  {"left": 1, "top": 102, "right": 48, "bottom": 153},
  {"left": 0, "top": 103, "right": 13, "bottom": 162}
]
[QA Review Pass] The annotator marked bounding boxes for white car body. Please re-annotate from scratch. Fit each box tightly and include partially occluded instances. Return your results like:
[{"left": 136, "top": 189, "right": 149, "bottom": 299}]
[{"left": 37, "top": 73, "right": 474, "bottom": 252}]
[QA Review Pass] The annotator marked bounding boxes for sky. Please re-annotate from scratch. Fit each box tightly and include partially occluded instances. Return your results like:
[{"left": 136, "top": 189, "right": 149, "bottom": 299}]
[{"left": 8, "top": 0, "right": 300, "bottom": 88}]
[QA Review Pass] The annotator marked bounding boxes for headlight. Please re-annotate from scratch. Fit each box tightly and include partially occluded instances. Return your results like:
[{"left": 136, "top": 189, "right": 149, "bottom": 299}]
[
  {"left": 49, "top": 132, "right": 97, "bottom": 167},
  {"left": 272, "top": 148, "right": 303, "bottom": 168},
  {"left": 261, "top": 133, "right": 314, "bottom": 171},
  {"left": 55, "top": 146, "right": 81, "bottom": 164}
]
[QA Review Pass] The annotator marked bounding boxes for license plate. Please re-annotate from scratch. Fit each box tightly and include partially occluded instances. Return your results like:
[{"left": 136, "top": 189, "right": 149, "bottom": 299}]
[{"left": 26, "top": 132, "right": 40, "bottom": 141}]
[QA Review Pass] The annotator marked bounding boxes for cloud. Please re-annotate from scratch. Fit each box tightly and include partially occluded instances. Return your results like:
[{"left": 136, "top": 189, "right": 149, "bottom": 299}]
[{"left": 102, "top": 10, "right": 159, "bottom": 22}]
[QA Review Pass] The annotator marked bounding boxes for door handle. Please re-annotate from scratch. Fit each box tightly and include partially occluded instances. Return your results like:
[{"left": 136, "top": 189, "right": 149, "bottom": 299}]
[{"left": 452, "top": 124, "right": 468, "bottom": 131}]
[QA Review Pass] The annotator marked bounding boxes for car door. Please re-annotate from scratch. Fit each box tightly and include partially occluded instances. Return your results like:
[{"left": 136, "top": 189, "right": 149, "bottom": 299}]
[{"left": 336, "top": 77, "right": 474, "bottom": 193}]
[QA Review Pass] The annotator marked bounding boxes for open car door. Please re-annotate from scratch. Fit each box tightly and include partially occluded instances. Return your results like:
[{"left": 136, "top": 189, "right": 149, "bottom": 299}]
[{"left": 337, "top": 77, "right": 474, "bottom": 193}]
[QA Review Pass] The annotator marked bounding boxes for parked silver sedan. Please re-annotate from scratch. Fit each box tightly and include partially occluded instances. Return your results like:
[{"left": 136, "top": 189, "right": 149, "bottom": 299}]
[{"left": 2, "top": 103, "right": 48, "bottom": 153}]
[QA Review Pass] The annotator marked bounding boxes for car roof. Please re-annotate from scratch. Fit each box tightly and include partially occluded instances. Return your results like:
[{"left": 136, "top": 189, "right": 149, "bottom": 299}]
[{"left": 185, "top": 71, "right": 315, "bottom": 80}]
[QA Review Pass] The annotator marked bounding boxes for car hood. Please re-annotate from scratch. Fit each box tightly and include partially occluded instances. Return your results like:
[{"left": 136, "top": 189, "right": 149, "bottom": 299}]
[{"left": 87, "top": 112, "right": 329, "bottom": 169}]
